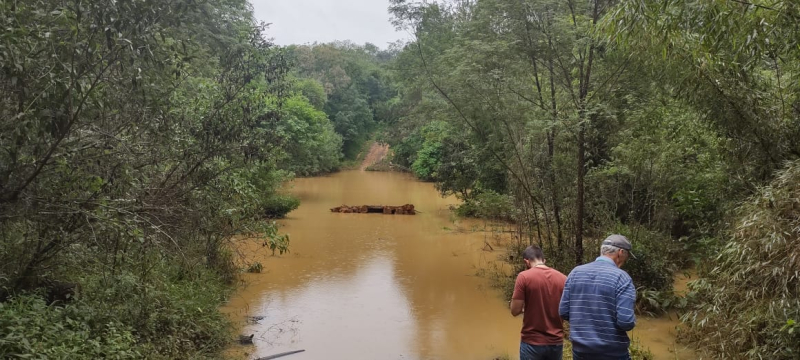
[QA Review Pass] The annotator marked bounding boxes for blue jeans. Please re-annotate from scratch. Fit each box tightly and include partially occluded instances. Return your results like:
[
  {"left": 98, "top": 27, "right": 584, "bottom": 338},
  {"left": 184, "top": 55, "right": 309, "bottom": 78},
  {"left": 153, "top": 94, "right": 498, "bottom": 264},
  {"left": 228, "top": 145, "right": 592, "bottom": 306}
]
[
  {"left": 520, "top": 342, "right": 563, "bottom": 360},
  {"left": 572, "top": 351, "right": 631, "bottom": 360}
]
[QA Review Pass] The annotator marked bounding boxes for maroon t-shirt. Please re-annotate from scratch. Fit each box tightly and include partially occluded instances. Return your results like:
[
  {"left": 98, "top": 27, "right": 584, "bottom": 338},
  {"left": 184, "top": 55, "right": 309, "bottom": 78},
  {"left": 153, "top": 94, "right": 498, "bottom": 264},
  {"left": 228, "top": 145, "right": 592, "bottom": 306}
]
[{"left": 512, "top": 266, "right": 567, "bottom": 345}]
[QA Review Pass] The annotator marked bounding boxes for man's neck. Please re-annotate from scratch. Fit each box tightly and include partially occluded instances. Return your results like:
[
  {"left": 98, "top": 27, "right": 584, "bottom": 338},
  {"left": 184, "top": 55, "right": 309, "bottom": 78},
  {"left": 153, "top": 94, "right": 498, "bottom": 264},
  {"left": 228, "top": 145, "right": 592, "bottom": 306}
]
[{"left": 598, "top": 255, "right": 620, "bottom": 268}]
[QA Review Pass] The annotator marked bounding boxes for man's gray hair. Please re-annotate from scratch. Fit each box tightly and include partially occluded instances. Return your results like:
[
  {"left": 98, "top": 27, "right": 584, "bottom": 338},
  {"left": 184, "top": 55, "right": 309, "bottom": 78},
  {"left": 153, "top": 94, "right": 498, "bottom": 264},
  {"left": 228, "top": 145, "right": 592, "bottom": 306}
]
[{"left": 600, "top": 244, "right": 620, "bottom": 256}]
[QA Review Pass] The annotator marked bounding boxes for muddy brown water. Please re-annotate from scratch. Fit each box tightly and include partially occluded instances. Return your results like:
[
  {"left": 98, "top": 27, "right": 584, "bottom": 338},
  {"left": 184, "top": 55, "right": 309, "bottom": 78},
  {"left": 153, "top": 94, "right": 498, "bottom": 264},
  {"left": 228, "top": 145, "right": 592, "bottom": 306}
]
[{"left": 222, "top": 170, "right": 697, "bottom": 360}]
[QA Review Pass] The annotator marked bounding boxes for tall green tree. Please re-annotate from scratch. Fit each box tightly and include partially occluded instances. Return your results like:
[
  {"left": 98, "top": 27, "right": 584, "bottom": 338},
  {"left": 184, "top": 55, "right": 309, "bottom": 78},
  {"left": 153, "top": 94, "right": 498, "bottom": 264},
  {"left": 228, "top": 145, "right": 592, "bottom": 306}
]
[
  {"left": 390, "top": 0, "right": 631, "bottom": 263},
  {"left": 288, "top": 42, "right": 400, "bottom": 158}
]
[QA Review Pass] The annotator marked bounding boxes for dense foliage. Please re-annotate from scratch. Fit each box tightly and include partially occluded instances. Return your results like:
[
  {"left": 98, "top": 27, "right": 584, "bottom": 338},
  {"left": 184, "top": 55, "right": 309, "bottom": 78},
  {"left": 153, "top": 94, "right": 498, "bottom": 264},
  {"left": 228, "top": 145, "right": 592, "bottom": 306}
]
[
  {"left": 387, "top": 0, "right": 711, "bottom": 277},
  {"left": 680, "top": 161, "right": 800, "bottom": 358},
  {"left": 287, "top": 42, "right": 402, "bottom": 159},
  {"left": 3, "top": 0, "right": 798, "bottom": 357},
  {"left": 0, "top": 0, "right": 345, "bottom": 357},
  {"left": 385, "top": 0, "right": 799, "bottom": 357}
]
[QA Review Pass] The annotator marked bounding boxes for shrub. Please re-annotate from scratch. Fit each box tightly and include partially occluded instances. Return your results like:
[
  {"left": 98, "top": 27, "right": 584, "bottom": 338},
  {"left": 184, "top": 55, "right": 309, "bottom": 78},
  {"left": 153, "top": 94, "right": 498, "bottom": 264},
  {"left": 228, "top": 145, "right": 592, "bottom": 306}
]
[
  {"left": 259, "top": 221, "right": 291, "bottom": 256},
  {"left": 83, "top": 267, "right": 231, "bottom": 358},
  {"left": 0, "top": 260, "right": 232, "bottom": 359},
  {"left": 636, "top": 288, "right": 687, "bottom": 316},
  {"left": 0, "top": 296, "right": 140, "bottom": 359},
  {"left": 454, "top": 190, "right": 517, "bottom": 221},
  {"left": 609, "top": 225, "right": 679, "bottom": 292},
  {"left": 263, "top": 194, "right": 301, "bottom": 218},
  {"left": 680, "top": 160, "right": 800, "bottom": 359},
  {"left": 411, "top": 140, "right": 443, "bottom": 181},
  {"left": 247, "top": 262, "right": 264, "bottom": 273},
  {"left": 364, "top": 153, "right": 397, "bottom": 172}
]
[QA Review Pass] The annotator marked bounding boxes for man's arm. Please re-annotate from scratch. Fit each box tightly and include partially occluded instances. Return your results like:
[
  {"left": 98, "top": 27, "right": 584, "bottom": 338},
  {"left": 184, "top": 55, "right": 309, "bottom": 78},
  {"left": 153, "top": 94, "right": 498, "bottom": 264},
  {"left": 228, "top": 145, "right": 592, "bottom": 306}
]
[
  {"left": 559, "top": 274, "right": 571, "bottom": 321},
  {"left": 614, "top": 275, "right": 636, "bottom": 331},
  {"left": 510, "top": 299, "right": 524, "bottom": 317},
  {"left": 510, "top": 273, "right": 525, "bottom": 317}
]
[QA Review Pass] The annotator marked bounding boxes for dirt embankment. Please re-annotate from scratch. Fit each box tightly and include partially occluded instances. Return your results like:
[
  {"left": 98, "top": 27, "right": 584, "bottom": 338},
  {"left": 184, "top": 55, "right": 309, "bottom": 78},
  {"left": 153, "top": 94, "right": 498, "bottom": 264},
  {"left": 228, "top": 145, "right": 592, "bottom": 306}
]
[{"left": 360, "top": 142, "right": 390, "bottom": 170}]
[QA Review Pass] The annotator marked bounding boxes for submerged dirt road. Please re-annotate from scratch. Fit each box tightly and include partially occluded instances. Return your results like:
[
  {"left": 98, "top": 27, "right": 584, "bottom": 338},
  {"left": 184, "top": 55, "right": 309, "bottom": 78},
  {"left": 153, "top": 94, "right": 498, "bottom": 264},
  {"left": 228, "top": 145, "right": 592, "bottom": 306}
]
[{"left": 359, "top": 142, "right": 390, "bottom": 170}]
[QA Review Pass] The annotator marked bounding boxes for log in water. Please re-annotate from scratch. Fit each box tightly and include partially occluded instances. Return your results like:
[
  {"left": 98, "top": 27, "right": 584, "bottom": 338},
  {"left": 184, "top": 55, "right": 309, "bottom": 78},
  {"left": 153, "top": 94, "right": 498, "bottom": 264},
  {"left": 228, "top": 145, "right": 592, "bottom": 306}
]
[{"left": 330, "top": 204, "right": 416, "bottom": 215}]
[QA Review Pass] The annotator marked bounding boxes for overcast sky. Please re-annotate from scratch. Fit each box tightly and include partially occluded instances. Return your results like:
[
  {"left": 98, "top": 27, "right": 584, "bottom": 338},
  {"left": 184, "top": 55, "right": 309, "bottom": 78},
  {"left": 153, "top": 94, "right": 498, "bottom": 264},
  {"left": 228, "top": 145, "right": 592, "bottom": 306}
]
[{"left": 251, "top": 0, "right": 408, "bottom": 48}]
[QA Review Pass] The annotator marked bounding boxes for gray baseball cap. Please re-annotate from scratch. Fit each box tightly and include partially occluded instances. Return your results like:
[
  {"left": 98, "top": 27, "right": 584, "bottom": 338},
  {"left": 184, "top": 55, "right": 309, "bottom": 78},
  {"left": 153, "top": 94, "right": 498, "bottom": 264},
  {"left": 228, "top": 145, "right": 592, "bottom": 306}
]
[{"left": 602, "top": 234, "right": 637, "bottom": 259}]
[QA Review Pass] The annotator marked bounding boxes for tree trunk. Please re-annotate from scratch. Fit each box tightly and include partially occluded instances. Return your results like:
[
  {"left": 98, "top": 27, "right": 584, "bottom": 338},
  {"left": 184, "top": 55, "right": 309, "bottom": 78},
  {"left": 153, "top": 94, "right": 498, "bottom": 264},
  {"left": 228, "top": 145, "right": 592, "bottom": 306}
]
[
  {"left": 547, "top": 53, "right": 563, "bottom": 250},
  {"left": 573, "top": 0, "right": 599, "bottom": 266},
  {"left": 576, "top": 125, "right": 585, "bottom": 265}
]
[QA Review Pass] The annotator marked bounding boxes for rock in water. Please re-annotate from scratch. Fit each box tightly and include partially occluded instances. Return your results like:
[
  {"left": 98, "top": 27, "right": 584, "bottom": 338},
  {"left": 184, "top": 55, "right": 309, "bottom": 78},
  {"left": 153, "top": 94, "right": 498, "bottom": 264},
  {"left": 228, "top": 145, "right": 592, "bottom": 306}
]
[{"left": 239, "top": 334, "right": 254, "bottom": 345}]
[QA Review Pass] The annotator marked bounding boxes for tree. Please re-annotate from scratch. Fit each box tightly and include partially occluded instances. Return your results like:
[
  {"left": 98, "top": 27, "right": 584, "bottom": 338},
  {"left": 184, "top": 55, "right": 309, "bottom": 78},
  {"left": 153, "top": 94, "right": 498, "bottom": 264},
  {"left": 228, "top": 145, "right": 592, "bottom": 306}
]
[
  {"left": 277, "top": 95, "right": 343, "bottom": 175},
  {"left": 288, "top": 42, "right": 400, "bottom": 159},
  {"left": 390, "top": 0, "right": 628, "bottom": 264},
  {"left": 0, "top": 0, "right": 306, "bottom": 356}
]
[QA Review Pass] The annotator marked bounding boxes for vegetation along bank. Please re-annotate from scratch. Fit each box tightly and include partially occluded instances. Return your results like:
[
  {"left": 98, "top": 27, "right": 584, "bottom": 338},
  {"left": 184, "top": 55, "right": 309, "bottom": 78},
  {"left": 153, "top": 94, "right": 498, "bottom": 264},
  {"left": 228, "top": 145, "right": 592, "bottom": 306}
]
[{"left": 2, "top": 0, "right": 799, "bottom": 358}]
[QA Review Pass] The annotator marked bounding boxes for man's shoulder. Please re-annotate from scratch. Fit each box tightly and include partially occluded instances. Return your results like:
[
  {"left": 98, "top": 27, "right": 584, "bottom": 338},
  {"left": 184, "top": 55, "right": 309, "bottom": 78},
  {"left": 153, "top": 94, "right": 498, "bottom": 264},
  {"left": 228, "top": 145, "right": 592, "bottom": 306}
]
[
  {"left": 517, "top": 268, "right": 538, "bottom": 280},
  {"left": 568, "top": 262, "right": 599, "bottom": 276},
  {"left": 569, "top": 261, "right": 628, "bottom": 279},
  {"left": 546, "top": 267, "right": 567, "bottom": 280},
  {"left": 616, "top": 268, "right": 633, "bottom": 282},
  {"left": 518, "top": 267, "right": 566, "bottom": 281}
]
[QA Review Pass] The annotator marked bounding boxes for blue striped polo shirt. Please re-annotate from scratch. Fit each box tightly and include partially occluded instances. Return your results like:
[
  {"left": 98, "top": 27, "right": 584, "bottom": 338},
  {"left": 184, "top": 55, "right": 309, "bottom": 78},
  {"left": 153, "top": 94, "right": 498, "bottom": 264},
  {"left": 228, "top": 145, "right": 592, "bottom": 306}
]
[{"left": 559, "top": 256, "right": 636, "bottom": 357}]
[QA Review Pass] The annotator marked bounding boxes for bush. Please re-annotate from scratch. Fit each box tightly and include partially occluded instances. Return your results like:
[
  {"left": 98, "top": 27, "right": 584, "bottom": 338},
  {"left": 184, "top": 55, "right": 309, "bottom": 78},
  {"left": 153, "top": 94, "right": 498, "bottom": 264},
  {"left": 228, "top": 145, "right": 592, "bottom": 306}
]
[
  {"left": 404, "top": 121, "right": 450, "bottom": 181},
  {"left": 454, "top": 190, "right": 517, "bottom": 221},
  {"left": 247, "top": 262, "right": 264, "bottom": 273},
  {"left": 411, "top": 140, "right": 443, "bottom": 180},
  {"left": 610, "top": 225, "right": 679, "bottom": 292},
  {"left": 263, "top": 194, "right": 301, "bottom": 218},
  {"left": 0, "top": 261, "right": 232, "bottom": 359},
  {"left": 636, "top": 288, "right": 687, "bottom": 316},
  {"left": 0, "top": 296, "right": 140, "bottom": 359},
  {"left": 86, "top": 267, "right": 231, "bottom": 358},
  {"left": 680, "top": 160, "right": 800, "bottom": 359}
]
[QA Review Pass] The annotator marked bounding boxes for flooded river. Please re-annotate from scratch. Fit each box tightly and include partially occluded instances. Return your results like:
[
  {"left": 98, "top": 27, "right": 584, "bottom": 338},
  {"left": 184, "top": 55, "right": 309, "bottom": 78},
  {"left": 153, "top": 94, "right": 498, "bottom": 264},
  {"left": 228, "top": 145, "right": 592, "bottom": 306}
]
[{"left": 223, "top": 170, "right": 696, "bottom": 359}]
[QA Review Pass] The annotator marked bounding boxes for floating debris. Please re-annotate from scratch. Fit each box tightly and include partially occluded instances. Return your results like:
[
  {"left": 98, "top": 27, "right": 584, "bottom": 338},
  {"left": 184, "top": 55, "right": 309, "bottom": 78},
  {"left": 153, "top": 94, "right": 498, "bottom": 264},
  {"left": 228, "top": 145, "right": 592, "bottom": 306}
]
[
  {"left": 330, "top": 204, "right": 416, "bottom": 215},
  {"left": 246, "top": 315, "right": 265, "bottom": 324},
  {"left": 238, "top": 334, "right": 254, "bottom": 345}
]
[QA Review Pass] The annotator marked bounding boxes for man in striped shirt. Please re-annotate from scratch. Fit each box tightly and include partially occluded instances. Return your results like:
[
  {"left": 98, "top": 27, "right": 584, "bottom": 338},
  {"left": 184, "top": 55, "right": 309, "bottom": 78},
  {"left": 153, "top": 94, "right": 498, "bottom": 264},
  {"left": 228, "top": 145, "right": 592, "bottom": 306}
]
[{"left": 559, "top": 234, "right": 637, "bottom": 360}]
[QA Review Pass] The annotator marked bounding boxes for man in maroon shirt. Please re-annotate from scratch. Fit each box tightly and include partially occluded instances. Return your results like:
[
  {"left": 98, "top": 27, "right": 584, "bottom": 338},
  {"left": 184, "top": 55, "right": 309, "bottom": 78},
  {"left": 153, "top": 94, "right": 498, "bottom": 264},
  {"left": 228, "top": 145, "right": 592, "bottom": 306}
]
[{"left": 510, "top": 246, "right": 568, "bottom": 360}]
